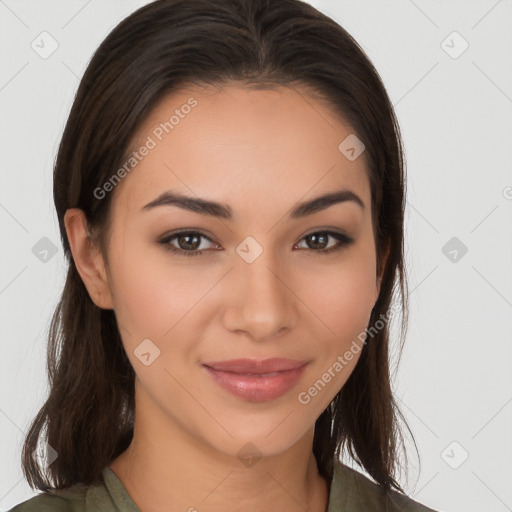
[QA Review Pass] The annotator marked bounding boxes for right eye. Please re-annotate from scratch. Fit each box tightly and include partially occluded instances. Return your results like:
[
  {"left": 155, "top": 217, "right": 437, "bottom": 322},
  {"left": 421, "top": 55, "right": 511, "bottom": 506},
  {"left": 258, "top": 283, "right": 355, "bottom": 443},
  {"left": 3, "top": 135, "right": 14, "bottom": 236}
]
[{"left": 158, "top": 230, "right": 221, "bottom": 257}]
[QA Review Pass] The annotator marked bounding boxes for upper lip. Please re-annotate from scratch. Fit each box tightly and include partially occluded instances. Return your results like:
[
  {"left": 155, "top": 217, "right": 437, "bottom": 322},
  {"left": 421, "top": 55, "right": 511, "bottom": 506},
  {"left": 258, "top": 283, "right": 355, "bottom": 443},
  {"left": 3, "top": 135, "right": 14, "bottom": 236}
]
[{"left": 202, "top": 358, "right": 308, "bottom": 374}]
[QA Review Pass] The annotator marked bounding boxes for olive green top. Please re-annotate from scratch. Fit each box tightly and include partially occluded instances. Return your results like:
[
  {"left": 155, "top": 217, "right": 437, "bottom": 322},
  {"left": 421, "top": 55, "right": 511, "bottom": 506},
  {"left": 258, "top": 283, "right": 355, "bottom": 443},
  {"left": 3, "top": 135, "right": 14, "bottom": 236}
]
[{"left": 9, "top": 461, "right": 438, "bottom": 511}]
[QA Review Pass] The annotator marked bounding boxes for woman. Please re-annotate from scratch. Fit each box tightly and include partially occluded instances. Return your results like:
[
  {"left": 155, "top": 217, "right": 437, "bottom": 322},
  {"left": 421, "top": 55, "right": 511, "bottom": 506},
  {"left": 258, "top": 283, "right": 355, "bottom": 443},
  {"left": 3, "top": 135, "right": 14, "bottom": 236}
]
[{"left": 10, "top": 0, "right": 438, "bottom": 510}]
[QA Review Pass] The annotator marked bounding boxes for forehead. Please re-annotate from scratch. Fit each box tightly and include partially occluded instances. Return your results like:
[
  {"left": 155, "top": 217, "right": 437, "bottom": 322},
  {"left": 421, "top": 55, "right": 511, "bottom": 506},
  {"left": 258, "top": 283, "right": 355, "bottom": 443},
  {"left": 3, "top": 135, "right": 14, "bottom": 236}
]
[{"left": 111, "top": 82, "right": 370, "bottom": 222}]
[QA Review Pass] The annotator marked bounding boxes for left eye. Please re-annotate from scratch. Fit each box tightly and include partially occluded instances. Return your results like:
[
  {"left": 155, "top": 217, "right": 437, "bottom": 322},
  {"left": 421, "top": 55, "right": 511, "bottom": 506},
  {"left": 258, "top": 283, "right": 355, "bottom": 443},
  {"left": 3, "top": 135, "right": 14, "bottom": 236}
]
[
  {"left": 158, "top": 229, "right": 354, "bottom": 257},
  {"left": 295, "top": 231, "right": 352, "bottom": 252}
]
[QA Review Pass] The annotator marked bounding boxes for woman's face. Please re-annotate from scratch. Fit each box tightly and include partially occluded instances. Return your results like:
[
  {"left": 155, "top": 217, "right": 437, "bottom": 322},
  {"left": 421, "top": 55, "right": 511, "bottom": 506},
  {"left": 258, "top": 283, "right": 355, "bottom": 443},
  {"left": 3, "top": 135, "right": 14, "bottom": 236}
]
[{"left": 97, "top": 83, "right": 381, "bottom": 459}]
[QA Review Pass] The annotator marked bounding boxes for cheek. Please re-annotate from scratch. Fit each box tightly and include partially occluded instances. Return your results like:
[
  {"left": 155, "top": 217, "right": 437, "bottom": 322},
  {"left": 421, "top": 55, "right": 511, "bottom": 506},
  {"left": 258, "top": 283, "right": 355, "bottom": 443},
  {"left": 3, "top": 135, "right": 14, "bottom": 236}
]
[
  {"left": 295, "top": 258, "right": 376, "bottom": 410},
  {"left": 304, "top": 253, "right": 377, "bottom": 340},
  {"left": 107, "top": 239, "right": 202, "bottom": 339}
]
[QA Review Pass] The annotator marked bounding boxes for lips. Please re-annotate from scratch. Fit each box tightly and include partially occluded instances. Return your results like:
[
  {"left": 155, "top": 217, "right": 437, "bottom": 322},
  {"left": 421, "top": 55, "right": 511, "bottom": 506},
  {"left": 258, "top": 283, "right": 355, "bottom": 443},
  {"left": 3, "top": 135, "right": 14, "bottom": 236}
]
[
  {"left": 201, "top": 358, "right": 309, "bottom": 402},
  {"left": 202, "top": 358, "right": 308, "bottom": 374}
]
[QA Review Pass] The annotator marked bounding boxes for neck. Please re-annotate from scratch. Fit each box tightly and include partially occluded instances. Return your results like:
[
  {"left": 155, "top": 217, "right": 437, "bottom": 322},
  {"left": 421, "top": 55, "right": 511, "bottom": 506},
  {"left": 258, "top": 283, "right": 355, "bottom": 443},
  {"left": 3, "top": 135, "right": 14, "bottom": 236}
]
[{"left": 109, "top": 389, "right": 329, "bottom": 512}]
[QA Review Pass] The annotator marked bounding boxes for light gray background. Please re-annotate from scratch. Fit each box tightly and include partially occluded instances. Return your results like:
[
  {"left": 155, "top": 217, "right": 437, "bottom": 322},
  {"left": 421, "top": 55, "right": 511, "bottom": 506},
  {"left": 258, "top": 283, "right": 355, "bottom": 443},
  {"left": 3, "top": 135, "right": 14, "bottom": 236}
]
[{"left": 1, "top": 1, "right": 511, "bottom": 511}]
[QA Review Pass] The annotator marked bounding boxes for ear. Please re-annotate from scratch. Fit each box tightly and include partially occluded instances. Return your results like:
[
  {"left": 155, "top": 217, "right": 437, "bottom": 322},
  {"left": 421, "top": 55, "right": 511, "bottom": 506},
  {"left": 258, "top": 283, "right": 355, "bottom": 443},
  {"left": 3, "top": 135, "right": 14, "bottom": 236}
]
[
  {"left": 375, "top": 239, "right": 390, "bottom": 303},
  {"left": 64, "top": 208, "right": 114, "bottom": 310}
]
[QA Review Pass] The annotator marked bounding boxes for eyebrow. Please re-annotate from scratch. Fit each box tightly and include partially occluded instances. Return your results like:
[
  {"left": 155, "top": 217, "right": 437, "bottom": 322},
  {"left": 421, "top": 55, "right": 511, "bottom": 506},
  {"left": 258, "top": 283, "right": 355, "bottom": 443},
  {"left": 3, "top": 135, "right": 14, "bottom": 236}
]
[{"left": 141, "top": 188, "right": 364, "bottom": 220}]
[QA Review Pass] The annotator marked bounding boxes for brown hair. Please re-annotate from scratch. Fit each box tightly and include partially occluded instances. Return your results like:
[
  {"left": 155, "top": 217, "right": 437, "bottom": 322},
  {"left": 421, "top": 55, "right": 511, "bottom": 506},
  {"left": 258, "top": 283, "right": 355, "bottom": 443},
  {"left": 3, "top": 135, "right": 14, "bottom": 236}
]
[{"left": 21, "top": 0, "right": 417, "bottom": 495}]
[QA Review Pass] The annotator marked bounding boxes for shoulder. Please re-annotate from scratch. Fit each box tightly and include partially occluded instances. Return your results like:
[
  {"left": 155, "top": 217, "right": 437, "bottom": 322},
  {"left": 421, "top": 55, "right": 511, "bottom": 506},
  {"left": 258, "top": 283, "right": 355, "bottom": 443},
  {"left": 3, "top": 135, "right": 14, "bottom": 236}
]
[
  {"left": 8, "top": 480, "right": 98, "bottom": 512},
  {"left": 330, "top": 461, "right": 438, "bottom": 512},
  {"left": 8, "top": 488, "right": 86, "bottom": 512},
  {"left": 8, "top": 467, "right": 133, "bottom": 512}
]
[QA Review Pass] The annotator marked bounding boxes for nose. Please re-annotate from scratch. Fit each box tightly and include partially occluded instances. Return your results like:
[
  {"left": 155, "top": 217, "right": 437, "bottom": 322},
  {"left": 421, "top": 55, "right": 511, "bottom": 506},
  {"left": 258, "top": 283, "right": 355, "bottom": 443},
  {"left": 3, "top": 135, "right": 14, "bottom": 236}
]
[{"left": 221, "top": 250, "right": 298, "bottom": 342}]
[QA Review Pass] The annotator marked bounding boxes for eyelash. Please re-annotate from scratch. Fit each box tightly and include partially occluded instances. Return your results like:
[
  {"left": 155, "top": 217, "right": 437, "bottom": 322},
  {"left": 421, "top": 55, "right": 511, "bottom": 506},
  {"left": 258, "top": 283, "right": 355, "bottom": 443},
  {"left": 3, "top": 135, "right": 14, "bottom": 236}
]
[{"left": 158, "top": 229, "right": 354, "bottom": 257}]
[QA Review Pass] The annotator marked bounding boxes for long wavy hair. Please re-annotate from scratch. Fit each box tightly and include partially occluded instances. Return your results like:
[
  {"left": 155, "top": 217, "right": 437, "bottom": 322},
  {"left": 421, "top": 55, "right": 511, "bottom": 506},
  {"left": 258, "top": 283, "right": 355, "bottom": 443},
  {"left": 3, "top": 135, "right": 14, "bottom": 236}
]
[{"left": 21, "top": 0, "right": 416, "bottom": 495}]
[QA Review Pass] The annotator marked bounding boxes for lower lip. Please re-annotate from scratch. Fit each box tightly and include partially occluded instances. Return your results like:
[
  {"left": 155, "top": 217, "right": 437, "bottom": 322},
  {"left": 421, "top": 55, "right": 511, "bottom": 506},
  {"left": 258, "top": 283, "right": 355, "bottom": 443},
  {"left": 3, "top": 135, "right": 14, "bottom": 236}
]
[{"left": 202, "top": 364, "right": 308, "bottom": 402}]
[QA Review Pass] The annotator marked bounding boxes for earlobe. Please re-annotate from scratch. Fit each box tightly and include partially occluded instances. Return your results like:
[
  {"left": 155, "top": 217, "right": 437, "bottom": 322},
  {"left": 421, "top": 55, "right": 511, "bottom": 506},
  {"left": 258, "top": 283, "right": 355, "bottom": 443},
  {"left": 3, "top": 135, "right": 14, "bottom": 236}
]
[{"left": 63, "top": 208, "right": 114, "bottom": 310}]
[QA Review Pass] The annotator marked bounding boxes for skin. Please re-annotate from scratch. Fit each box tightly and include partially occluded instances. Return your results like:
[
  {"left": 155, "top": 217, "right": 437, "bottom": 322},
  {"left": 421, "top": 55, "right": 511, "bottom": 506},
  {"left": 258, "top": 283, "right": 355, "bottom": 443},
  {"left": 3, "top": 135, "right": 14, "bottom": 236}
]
[{"left": 64, "top": 82, "right": 385, "bottom": 512}]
